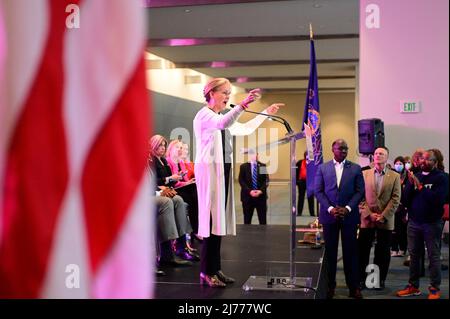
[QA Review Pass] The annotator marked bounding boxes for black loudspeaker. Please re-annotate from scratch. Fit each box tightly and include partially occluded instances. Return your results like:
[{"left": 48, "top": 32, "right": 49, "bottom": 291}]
[{"left": 358, "top": 118, "right": 385, "bottom": 155}]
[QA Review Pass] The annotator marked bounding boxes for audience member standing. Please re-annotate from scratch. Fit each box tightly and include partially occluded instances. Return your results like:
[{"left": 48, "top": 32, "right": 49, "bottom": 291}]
[
  {"left": 314, "top": 139, "right": 365, "bottom": 299},
  {"left": 358, "top": 147, "right": 401, "bottom": 290},
  {"left": 397, "top": 150, "right": 448, "bottom": 299},
  {"left": 404, "top": 156, "right": 412, "bottom": 171},
  {"left": 391, "top": 156, "right": 409, "bottom": 257},
  {"left": 296, "top": 151, "right": 315, "bottom": 216},
  {"left": 429, "top": 148, "right": 449, "bottom": 271},
  {"left": 238, "top": 150, "right": 269, "bottom": 225},
  {"left": 403, "top": 149, "right": 426, "bottom": 271}
]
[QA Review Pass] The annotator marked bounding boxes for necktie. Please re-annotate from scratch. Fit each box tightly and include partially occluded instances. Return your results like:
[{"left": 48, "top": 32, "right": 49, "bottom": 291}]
[{"left": 252, "top": 163, "right": 258, "bottom": 190}]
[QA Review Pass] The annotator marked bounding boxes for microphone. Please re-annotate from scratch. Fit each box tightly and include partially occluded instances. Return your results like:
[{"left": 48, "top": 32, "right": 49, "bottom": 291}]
[{"left": 229, "top": 103, "right": 294, "bottom": 134}]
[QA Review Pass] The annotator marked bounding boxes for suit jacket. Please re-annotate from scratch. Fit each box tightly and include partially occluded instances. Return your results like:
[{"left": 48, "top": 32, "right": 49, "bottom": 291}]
[
  {"left": 239, "top": 161, "right": 269, "bottom": 203},
  {"left": 314, "top": 160, "right": 365, "bottom": 225},
  {"left": 359, "top": 167, "right": 401, "bottom": 230},
  {"left": 152, "top": 156, "right": 176, "bottom": 189}
]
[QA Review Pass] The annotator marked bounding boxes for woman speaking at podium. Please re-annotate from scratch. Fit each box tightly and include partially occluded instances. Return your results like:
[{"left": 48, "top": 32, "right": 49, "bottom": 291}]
[{"left": 193, "top": 77, "right": 283, "bottom": 287}]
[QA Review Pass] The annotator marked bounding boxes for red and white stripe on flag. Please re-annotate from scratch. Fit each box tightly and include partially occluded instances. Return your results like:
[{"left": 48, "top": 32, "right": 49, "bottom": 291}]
[{"left": 0, "top": 0, "right": 154, "bottom": 298}]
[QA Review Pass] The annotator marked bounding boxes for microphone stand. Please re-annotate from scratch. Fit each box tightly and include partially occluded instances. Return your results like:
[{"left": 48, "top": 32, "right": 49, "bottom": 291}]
[
  {"left": 233, "top": 103, "right": 315, "bottom": 293},
  {"left": 230, "top": 104, "right": 294, "bottom": 134}
]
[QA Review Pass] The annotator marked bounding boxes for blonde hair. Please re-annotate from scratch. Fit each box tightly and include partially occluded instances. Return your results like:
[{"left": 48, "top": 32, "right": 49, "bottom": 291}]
[
  {"left": 167, "top": 139, "right": 183, "bottom": 161},
  {"left": 148, "top": 135, "right": 168, "bottom": 157},
  {"left": 203, "top": 77, "right": 230, "bottom": 102}
]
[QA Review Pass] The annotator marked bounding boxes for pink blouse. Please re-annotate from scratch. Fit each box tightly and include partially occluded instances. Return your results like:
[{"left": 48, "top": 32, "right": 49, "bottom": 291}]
[{"left": 166, "top": 157, "right": 192, "bottom": 188}]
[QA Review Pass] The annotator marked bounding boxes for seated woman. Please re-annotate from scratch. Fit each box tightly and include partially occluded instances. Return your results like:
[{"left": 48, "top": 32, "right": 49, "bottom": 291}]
[
  {"left": 153, "top": 192, "right": 193, "bottom": 267},
  {"left": 149, "top": 135, "right": 199, "bottom": 262},
  {"left": 166, "top": 139, "right": 199, "bottom": 239},
  {"left": 148, "top": 162, "right": 191, "bottom": 269}
]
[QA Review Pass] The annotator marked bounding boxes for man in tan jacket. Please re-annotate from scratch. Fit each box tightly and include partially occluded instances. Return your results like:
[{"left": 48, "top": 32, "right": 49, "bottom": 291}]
[{"left": 358, "top": 147, "right": 401, "bottom": 290}]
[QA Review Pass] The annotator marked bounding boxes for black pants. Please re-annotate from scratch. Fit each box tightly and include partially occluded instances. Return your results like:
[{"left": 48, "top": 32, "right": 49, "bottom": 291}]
[
  {"left": 200, "top": 163, "right": 231, "bottom": 275},
  {"left": 175, "top": 183, "right": 199, "bottom": 234},
  {"left": 391, "top": 209, "right": 408, "bottom": 252},
  {"left": 242, "top": 199, "right": 267, "bottom": 225},
  {"left": 323, "top": 222, "right": 359, "bottom": 290},
  {"left": 200, "top": 234, "right": 222, "bottom": 275},
  {"left": 358, "top": 228, "right": 392, "bottom": 283},
  {"left": 297, "top": 180, "right": 315, "bottom": 216}
]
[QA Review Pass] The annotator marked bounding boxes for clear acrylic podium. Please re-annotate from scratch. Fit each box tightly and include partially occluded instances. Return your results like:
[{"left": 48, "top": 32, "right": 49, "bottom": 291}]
[{"left": 242, "top": 131, "right": 314, "bottom": 292}]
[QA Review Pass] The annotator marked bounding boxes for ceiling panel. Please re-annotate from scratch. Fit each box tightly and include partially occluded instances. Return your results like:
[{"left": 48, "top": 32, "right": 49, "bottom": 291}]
[
  {"left": 145, "top": 0, "right": 359, "bottom": 92},
  {"left": 147, "top": 0, "right": 358, "bottom": 38}
]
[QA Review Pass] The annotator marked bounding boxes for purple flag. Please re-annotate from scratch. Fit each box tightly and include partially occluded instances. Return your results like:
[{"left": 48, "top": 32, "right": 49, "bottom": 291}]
[{"left": 302, "top": 39, "right": 323, "bottom": 197}]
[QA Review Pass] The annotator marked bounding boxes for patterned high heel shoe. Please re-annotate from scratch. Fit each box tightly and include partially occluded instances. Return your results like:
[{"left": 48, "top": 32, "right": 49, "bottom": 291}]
[
  {"left": 216, "top": 270, "right": 235, "bottom": 284},
  {"left": 200, "top": 272, "right": 226, "bottom": 288}
]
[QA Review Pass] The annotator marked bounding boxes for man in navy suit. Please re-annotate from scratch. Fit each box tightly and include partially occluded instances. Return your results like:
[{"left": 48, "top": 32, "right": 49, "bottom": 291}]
[
  {"left": 239, "top": 150, "right": 269, "bottom": 225},
  {"left": 314, "top": 139, "right": 365, "bottom": 299}
]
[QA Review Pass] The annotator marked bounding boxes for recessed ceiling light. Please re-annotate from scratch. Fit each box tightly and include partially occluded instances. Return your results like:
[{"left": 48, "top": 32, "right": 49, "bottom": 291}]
[
  {"left": 184, "top": 9, "right": 191, "bottom": 13},
  {"left": 313, "top": 4, "right": 322, "bottom": 8}
]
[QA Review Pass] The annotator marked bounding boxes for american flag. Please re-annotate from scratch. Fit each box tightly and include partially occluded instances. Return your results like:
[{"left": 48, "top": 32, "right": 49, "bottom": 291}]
[{"left": 0, "top": 0, "right": 153, "bottom": 298}]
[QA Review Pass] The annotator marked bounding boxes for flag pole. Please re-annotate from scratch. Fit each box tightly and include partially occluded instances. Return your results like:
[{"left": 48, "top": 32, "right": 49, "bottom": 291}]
[{"left": 309, "top": 23, "right": 314, "bottom": 40}]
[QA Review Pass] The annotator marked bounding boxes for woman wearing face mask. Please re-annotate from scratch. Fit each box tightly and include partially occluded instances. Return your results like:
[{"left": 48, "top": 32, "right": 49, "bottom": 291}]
[
  {"left": 404, "top": 156, "right": 412, "bottom": 172},
  {"left": 391, "top": 156, "right": 408, "bottom": 257}
]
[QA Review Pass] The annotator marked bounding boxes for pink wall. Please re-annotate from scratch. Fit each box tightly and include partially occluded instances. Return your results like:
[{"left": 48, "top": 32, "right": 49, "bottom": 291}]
[
  {"left": 0, "top": 5, "right": 5, "bottom": 83},
  {"left": 359, "top": 0, "right": 449, "bottom": 168}
]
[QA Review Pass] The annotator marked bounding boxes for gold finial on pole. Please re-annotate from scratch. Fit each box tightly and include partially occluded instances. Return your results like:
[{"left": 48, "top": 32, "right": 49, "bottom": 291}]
[{"left": 309, "top": 23, "right": 313, "bottom": 40}]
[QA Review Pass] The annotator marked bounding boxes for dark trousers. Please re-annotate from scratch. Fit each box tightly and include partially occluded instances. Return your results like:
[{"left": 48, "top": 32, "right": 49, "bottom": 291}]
[
  {"left": 358, "top": 228, "right": 392, "bottom": 283},
  {"left": 391, "top": 209, "right": 408, "bottom": 252},
  {"left": 242, "top": 199, "right": 267, "bottom": 225},
  {"left": 297, "top": 180, "right": 315, "bottom": 216},
  {"left": 175, "top": 183, "right": 199, "bottom": 234},
  {"left": 200, "top": 163, "right": 231, "bottom": 276},
  {"left": 407, "top": 220, "right": 443, "bottom": 289},
  {"left": 323, "top": 222, "right": 359, "bottom": 290},
  {"left": 200, "top": 234, "right": 222, "bottom": 275}
]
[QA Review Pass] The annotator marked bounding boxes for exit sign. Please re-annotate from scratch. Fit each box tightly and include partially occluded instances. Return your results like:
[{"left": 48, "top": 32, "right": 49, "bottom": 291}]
[{"left": 400, "top": 101, "right": 421, "bottom": 113}]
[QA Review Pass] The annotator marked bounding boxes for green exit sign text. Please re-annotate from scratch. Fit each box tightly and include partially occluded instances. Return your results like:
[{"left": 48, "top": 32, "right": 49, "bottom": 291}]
[{"left": 400, "top": 101, "right": 421, "bottom": 113}]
